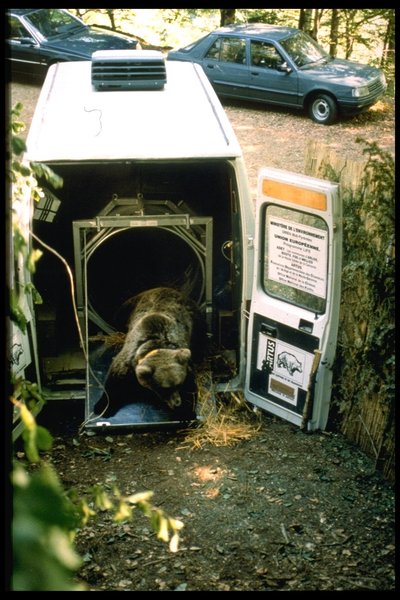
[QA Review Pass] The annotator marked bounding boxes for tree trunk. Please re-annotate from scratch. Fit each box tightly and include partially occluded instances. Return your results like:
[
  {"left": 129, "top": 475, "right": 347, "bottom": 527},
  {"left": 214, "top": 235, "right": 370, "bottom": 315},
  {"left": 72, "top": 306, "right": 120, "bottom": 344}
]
[
  {"left": 298, "top": 9, "right": 305, "bottom": 29},
  {"left": 381, "top": 10, "right": 395, "bottom": 69},
  {"left": 329, "top": 9, "right": 340, "bottom": 58},
  {"left": 104, "top": 8, "right": 117, "bottom": 31},
  {"left": 312, "top": 8, "right": 323, "bottom": 40},
  {"left": 299, "top": 9, "right": 313, "bottom": 35},
  {"left": 220, "top": 9, "right": 236, "bottom": 26},
  {"left": 342, "top": 9, "right": 357, "bottom": 59}
]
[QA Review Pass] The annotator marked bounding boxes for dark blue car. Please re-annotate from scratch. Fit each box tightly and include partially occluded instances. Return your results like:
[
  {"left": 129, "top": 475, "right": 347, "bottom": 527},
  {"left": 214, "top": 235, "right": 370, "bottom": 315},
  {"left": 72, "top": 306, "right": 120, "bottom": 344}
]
[
  {"left": 168, "top": 24, "right": 387, "bottom": 125},
  {"left": 7, "top": 8, "right": 139, "bottom": 80}
]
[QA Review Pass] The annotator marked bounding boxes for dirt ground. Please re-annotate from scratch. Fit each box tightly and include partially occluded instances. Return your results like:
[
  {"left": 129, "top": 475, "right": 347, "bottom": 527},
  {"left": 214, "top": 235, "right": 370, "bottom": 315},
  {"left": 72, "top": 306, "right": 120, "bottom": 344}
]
[
  {"left": 10, "top": 80, "right": 395, "bottom": 592},
  {"left": 36, "top": 399, "right": 394, "bottom": 592}
]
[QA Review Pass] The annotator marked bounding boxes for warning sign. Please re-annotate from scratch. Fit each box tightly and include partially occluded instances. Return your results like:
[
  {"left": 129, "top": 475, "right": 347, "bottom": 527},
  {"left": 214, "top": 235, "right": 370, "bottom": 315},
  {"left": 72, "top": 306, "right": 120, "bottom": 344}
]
[{"left": 268, "top": 216, "right": 328, "bottom": 299}]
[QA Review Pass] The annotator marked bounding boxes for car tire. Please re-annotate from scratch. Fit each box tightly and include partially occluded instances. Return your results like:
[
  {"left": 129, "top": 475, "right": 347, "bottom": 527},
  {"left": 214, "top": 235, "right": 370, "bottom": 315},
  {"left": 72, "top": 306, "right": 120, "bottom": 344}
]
[{"left": 308, "top": 94, "right": 338, "bottom": 125}]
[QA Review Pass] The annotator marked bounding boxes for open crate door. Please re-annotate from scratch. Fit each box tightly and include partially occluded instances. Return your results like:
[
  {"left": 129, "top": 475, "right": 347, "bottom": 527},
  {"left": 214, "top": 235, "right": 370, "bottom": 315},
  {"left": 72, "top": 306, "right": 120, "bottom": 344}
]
[{"left": 245, "top": 167, "right": 342, "bottom": 431}]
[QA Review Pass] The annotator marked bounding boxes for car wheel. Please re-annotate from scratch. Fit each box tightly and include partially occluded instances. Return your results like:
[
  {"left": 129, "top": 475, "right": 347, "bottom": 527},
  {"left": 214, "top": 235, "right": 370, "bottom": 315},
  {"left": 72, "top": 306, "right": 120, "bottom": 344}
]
[{"left": 308, "top": 94, "right": 338, "bottom": 125}]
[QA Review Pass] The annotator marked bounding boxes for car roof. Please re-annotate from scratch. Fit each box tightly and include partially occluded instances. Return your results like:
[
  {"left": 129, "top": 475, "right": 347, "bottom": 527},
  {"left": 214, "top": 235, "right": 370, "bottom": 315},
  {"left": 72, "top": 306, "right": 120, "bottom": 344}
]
[
  {"left": 213, "top": 23, "right": 298, "bottom": 41},
  {"left": 8, "top": 8, "right": 44, "bottom": 16},
  {"left": 25, "top": 60, "right": 242, "bottom": 162}
]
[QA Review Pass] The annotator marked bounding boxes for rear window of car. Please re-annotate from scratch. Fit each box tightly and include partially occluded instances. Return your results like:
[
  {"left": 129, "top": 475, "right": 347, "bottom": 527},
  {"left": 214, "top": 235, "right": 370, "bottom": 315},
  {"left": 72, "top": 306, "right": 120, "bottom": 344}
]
[
  {"left": 180, "top": 33, "right": 211, "bottom": 53},
  {"left": 205, "top": 36, "right": 246, "bottom": 64}
]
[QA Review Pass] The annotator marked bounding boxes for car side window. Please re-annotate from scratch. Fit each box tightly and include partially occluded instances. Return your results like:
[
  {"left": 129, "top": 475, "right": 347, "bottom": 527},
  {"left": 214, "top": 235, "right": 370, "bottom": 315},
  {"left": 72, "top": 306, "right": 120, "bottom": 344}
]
[
  {"left": 205, "top": 38, "right": 221, "bottom": 60},
  {"left": 9, "top": 17, "right": 30, "bottom": 40},
  {"left": 251, "top": 40, "right": 283, "bottom": 69},
  {"left": 206, "top": 37, "right": 247, "bottom": 64}
]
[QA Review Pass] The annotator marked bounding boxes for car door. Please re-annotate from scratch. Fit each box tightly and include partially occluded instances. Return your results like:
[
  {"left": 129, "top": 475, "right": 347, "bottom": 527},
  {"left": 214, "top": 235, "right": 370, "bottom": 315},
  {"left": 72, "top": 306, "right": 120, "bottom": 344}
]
[
  {"left": 201, "top": 35, "right": 251, "bottom": 98},
  {"left": 244, "top": 167, "right": 342, "bottom": 431},
  {"left": 248, "top": 39, "right": 299, "bottom": 106},
  {"left": 7, "top": 15, "right": 47, "bottom": 77}
]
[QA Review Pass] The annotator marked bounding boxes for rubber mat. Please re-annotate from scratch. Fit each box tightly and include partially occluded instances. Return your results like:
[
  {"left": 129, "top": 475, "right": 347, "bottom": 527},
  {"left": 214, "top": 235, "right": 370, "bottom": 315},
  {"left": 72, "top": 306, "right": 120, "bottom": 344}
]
[{"left": 85, "top": 341, "right": 197, "bottom": 430}]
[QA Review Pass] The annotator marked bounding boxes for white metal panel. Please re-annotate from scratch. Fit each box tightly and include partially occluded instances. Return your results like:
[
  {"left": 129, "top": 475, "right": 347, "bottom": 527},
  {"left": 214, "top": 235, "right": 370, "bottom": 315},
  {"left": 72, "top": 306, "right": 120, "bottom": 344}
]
[
  {"left": 25, "top": 60, "right": 242, "bottom": 162},
  {"left": 245, "top": 167, "right": 342, "bottom": 430}
]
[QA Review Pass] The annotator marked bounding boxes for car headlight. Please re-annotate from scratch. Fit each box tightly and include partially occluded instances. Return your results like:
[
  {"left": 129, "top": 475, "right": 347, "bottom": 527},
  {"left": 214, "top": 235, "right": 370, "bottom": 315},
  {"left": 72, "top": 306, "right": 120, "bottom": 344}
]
[
  {"left": 352, "top": 85, "right": 370, "bottom": 98},
  {"left": 352, "top": 85, "right": 369, "bottom": 98}
]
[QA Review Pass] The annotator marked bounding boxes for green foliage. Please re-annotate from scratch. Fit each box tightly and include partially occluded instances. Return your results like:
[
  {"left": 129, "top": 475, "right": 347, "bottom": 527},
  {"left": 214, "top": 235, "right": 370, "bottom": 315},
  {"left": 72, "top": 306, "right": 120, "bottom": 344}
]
[
  {"left": 12, "top": 462, "right": 83, "bottom": 591},
  {"left": 331, "top": 141, "right": 394, "bottom": 423},
  {"left": 8, "top": 103, "right": 59, "bottom": 336},
  {"left": 11, "top": 403, "right": 184, "bottom": 590},
  {"left": 84, "top": 486, "right": 184, "bottom": 552},
  {"left": 9, "top": 288, "right": 28, "bottom": 333},
  {"left": 244, "top": 8, "right": 298, "bottom": 26}
]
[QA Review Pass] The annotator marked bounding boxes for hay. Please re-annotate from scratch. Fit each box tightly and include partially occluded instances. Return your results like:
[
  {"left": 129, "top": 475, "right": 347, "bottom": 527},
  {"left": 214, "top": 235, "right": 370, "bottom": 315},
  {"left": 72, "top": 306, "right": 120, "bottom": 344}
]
[
  {"left": 89, "top": 332, "right": 126, "bottom": 346},
  {"left": 181, "top": 368, "right": 262, "bottom": 449}
]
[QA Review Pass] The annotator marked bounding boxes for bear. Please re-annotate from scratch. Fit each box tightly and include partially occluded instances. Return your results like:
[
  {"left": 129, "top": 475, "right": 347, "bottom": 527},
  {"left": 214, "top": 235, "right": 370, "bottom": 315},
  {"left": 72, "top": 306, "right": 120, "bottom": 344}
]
[
  {"left": 93, "top": 287, "right": 205, "bottom": 417},
  {"left": 277, "top": 351, "right": 303, "bottom": 376}
]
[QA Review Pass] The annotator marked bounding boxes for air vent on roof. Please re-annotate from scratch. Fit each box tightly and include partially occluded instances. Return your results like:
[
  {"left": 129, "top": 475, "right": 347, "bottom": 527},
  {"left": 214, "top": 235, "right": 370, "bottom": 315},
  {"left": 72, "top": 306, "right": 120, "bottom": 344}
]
[{"left": 91, "top": 50, "right": 167, "bottom": 91}]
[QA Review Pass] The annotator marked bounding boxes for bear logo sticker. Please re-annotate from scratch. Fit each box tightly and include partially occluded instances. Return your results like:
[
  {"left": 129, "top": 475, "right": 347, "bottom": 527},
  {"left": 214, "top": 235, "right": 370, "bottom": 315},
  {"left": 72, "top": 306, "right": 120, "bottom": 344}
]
[
  {"left": 11, "top": 343, "right": 24, "bottom": 366},
  {"left": 277, "top": 351, "right": 303, "bottom": 376}
]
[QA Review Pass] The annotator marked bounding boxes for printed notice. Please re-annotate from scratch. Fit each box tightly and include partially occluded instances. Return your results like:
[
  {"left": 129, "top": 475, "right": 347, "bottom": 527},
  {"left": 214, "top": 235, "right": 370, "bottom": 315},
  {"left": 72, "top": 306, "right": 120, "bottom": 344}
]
[
  {"left": 256, "top": 332, "right": 316, "bottom": 407},
  {"left": 268, "top": 216, "right": 328, "bottom": 298}
]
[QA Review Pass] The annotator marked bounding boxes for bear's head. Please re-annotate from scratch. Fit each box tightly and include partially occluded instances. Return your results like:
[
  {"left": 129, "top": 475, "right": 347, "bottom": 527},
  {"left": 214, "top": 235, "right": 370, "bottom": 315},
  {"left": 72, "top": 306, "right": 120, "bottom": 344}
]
[{"left": 135, "top": 348, "right": 192, "bottom": 409}]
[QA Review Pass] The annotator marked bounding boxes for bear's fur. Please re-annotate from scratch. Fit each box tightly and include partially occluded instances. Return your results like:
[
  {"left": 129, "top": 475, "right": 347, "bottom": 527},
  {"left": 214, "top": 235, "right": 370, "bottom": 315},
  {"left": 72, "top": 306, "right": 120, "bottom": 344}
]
[{"left": 94, "top": 287, "right": 205, "bottom": 415}]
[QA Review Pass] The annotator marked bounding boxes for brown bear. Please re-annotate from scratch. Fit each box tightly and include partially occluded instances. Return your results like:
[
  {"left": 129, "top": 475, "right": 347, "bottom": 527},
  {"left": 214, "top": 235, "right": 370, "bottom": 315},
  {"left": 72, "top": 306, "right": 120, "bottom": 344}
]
[{"left": 94, "top": 287, "right": 205, "bottom": 416}]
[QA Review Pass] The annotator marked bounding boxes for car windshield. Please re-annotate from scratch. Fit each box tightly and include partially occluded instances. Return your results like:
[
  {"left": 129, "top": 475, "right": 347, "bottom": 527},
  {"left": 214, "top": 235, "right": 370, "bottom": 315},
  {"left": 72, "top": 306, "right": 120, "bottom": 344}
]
[
  {"left": 280, "top": 30, "right": 330, "bottom": 68},
  {"left": 25, "top": 9, "right": 85, "bottom": 39}
]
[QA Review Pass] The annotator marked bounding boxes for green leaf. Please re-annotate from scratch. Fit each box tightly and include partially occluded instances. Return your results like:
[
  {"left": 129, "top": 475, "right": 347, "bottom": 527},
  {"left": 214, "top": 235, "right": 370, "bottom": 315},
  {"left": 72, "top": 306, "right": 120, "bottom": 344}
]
[
  {"left": 36, "top": 426, "right": 53, "bottom": 452},
  {"left": 9, "top": 306, "right": 28, "bottom": 333},
  {"left": 22, "top": 428, "right": 40, "bottom": 463},
  {"left": 168, "top": 517, "right": 184, "bottom": 531},
  {"left": 114, "top": 500, "right": 132, "bottom": 522},
  {"left": 169, "top": 533, "right": 180, "bottom": 553},
  {"left": 25, "top": 282, "right": 43, "bottom": 305},
  {"left": 26, "top": 248, "right": 43, "bottom": 274},
  {"left": 92, "top": 485, "right": 114, "bottom": 511},
  {"left": 11, "top": 101, "right": 24, "bottom": 115},
  {"left": 12, "top": 463, "right": 83, "bottom": 591},
  {"left": 31, "top": 162, "right": 64, "bottom": 189},
  {"left": 20, "top": 380, "right": 44, "bottom": 405},
  {"left": 9, "top": 290, "right": 27, "bottom": 333},
  {"left": 126, "top": 491, "right": 154, "bottom": 504},
  {"left": 19, "top": 163, "right": 31, "bottom": 177},
  {"left": 11, "top": 136, "right": 27, "bottom": 156},
  {"left": 157, "top": 515, "right": 170, "bottom": 542},
  {"left": 13, "top": 228, "right": 27, "bottom": 253}
]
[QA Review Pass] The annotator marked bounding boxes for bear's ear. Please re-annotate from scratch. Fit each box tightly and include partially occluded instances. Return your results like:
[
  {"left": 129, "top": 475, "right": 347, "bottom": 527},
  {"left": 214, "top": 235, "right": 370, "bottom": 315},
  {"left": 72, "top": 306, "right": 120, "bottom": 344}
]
[
  {"left": 136, "top": 363, "right": 154, "bottom": 381},
  {"left": 176, "top": 348, "right": 191, "bottom": 364}
]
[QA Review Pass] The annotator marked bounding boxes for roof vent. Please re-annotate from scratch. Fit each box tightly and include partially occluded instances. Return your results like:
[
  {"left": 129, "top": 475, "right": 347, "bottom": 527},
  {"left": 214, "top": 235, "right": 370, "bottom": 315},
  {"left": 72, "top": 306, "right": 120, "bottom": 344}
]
[{"left": 91, "top": 50, "right": 166, "bottom": 91}]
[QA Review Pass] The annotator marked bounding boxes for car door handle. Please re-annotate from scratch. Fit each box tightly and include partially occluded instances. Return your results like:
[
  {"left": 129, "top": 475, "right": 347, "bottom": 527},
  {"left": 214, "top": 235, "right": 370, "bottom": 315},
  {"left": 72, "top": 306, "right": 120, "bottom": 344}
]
[
  {"left": 206, "top": 64, "right": 215, "bottom": 69},
  {"left": 251, "top": 71, "right": 259, "bottom": 76}
]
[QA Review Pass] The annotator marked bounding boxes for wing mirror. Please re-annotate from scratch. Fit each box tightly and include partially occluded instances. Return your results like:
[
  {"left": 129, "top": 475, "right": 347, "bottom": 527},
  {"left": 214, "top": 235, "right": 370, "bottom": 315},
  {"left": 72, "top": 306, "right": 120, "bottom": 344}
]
[
  {"left": 278, "top": 61, "right": 292, "bottom": 73},
  {"left": 17, "top": 37, "right": 35, "bottom": 46}
]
